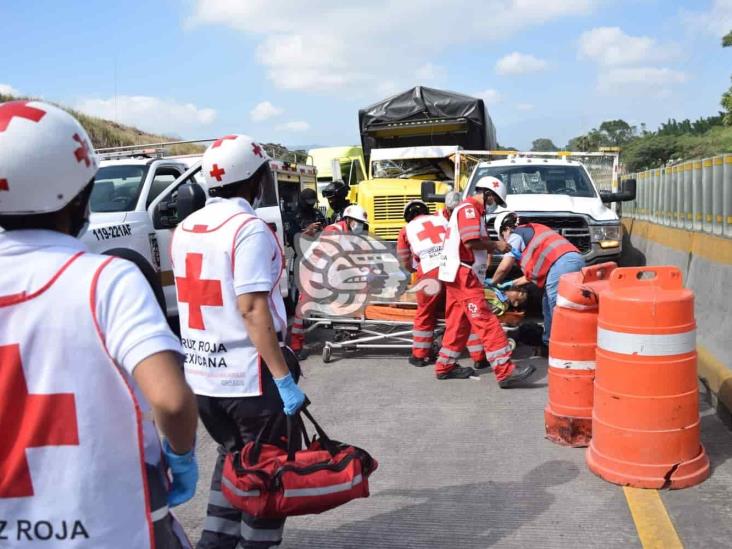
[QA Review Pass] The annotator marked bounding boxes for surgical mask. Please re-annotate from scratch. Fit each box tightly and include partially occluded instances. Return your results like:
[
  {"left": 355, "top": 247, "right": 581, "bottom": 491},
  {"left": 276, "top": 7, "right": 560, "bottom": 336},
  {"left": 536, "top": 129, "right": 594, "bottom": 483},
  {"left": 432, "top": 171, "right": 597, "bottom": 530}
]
[
  {"left": 349, "top": 221, "right": 364, "bottom": 234},
  {"left": 485, "top": 203, "right": 497, "bottom": 214}
]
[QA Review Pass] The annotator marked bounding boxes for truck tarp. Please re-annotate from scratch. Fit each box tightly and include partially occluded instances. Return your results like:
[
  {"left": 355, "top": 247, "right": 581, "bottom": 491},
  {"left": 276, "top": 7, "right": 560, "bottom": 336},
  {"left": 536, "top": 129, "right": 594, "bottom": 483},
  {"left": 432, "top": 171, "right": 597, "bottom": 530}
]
[{"left": 358, "top": 86, "right": 497, "bottom": 164}]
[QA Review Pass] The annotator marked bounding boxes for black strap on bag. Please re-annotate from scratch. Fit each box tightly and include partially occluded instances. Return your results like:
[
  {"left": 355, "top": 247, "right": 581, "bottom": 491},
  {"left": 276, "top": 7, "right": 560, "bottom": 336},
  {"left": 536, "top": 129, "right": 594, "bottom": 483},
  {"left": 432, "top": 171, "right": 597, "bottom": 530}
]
[
  {"left": 286, "top": 406, "right": 339, "bottom": 461},
  {"left": 247, "top": 413, "right": 286, "bottom": 466}
]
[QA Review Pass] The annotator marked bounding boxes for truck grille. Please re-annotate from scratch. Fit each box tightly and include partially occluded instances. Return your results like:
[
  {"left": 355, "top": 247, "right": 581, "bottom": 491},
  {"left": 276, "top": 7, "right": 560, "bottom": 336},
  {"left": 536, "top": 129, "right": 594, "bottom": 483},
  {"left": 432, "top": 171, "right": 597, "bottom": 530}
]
[
  {"left": 372, "top": 195, "right": 437, "bottom": 221},
  {"left": 490, "top": 215, "right": 591, "bottom": 254}
]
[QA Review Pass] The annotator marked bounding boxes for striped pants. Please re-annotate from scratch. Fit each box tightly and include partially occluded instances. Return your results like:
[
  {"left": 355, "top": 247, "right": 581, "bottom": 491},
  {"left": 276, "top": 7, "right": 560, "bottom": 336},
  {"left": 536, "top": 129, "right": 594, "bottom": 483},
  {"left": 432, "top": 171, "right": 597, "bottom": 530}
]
[{"left": 437, "top": 266, "right": 514, "bottom": 381}]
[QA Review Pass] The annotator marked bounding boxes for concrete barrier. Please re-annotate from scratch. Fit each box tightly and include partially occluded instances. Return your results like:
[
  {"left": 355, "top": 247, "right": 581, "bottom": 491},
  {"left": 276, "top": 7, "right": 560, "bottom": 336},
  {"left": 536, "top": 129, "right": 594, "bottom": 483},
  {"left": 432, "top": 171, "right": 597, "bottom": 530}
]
[{"left": 621, "top": 218, "right": 732, "bottom": 425}]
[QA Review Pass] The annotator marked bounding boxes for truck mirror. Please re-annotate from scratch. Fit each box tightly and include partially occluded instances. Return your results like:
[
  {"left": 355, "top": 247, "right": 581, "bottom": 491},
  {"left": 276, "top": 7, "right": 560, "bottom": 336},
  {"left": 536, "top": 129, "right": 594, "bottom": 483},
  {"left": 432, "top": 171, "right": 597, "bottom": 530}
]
[
  {"left": 153, "top": 199, "right": 178, "bottom": 230},
  {"left": 420, "top": 181, "right": 445, "bottom": 203},
  {"left": 619, "top": 178, "right": 636, "bottom": 201},
  {"left": 177, "top": 182, "right": 207, "bottom": 221}
]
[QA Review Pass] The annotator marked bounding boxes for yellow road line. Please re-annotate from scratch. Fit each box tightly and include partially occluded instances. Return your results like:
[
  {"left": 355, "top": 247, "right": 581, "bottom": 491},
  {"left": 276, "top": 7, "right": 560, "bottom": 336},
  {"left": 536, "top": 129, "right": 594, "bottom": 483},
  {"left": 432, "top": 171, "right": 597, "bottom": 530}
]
[{"left": 624, "top": 487, "right": 683, "bottom": 549}]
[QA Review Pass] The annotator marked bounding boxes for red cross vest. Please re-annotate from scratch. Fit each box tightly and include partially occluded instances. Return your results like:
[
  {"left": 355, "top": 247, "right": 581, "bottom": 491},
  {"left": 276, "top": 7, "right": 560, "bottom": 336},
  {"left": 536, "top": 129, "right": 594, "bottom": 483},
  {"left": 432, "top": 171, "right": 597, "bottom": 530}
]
[
  {"left": 405, "top": 213, "right": 448, "bottom": 274},
  {"left": 172, "top": 199, "right": 286, "bottom": 398},
  {"left": 518, "top": 223, "right": 579, "bottom": 288},
  {"left": 0, "top": 252, "right": 160, "bottom": 548},
  {"left": 439, "top": 201, "right": 489, "bottom": 283}
]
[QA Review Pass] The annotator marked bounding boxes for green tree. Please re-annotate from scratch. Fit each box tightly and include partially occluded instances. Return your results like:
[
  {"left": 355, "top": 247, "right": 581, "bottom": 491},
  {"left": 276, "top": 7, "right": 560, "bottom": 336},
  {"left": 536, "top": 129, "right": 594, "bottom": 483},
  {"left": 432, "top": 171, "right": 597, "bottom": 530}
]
[
  {"left": 723, "top": 30, "right": 732, "bottom": 47},
  {"left": 597, "top": 119, "right": 636, "bottom": 146},
  {"left": 530, "top": 138, "right": 558, "bottom": 152}
]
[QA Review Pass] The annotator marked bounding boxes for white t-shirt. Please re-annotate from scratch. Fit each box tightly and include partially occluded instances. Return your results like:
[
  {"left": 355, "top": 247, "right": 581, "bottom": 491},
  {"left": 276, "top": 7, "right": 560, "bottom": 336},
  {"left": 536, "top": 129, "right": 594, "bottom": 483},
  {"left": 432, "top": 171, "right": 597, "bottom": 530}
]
[{"left": 0, "top": 229, "right": 182, "bottom": 375}]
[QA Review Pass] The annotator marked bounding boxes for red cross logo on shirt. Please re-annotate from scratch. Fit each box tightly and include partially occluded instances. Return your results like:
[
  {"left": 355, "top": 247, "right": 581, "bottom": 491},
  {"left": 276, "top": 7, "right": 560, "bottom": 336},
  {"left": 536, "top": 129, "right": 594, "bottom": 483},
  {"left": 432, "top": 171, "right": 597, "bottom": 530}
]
[
  {"left": 212, "top": 135, "right": 238, "bottom": 148},
  {"left": 73, "top": 133, "right": 92, "bottom": 167},
  {"left": 252, "top": 143, "right": 264, "bottom": 158},
  {"left": 417, "top": 221, "right": 447, "bottom": 244},
  {"left": 0, "top": 343, "right": 79, "bottom": 498},
  {"left": 0, "top": 101, "right": 47, "bottom": 133},
  {"left": 176, "top": 253, "right": 223, "bottom": 330},
  {"left": 209, "top": 164, "right": 226, "bottom": 182}
]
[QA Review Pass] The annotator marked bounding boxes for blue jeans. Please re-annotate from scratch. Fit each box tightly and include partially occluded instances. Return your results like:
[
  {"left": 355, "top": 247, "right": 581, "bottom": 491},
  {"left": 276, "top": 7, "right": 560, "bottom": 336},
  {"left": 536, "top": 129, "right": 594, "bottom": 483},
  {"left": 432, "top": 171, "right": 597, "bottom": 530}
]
[{"left": 542, "top": 252, "right": 586, "bottom": 345}]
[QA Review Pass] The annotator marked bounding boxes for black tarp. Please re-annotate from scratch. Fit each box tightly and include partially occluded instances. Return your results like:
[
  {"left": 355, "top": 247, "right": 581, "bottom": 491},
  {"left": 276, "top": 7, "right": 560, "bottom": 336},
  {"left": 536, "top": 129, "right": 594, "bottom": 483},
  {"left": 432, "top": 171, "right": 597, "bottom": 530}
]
[{"left": 358, "top": 86, "right": 497, "bottom": 165}]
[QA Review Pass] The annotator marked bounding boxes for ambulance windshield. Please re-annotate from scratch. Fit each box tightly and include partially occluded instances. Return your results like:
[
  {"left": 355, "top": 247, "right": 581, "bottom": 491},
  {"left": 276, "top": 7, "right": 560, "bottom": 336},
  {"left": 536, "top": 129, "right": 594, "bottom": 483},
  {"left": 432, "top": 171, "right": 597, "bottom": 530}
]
[
  {"left": 91, "top": 165, "right": 149, "bottom": 212},
  {"left": 469, "top": 165, "right": 597, "bottom": 198}
]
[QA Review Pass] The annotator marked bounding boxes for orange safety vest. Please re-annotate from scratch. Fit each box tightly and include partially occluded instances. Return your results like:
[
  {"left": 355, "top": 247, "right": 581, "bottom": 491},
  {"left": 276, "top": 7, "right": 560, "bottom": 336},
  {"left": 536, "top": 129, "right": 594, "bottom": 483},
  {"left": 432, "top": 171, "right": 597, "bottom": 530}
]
[{"left": 519, "top": 223, "right": 579, "bottom": 288}]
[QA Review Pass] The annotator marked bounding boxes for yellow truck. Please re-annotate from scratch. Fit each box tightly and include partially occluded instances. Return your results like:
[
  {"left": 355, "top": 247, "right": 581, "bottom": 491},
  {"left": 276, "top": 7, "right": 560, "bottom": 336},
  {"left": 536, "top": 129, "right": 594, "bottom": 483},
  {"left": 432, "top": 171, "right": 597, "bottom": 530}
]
[{"left": 355, "top": 86, "right": 496, "bottom": 240}]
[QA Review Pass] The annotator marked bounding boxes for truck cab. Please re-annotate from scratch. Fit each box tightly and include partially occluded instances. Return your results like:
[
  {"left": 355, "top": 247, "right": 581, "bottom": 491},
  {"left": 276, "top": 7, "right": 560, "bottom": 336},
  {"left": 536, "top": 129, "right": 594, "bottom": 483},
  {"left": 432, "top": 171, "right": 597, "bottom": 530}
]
[{"left": 461, "top": 154, "right": 636, "bottom": 264}]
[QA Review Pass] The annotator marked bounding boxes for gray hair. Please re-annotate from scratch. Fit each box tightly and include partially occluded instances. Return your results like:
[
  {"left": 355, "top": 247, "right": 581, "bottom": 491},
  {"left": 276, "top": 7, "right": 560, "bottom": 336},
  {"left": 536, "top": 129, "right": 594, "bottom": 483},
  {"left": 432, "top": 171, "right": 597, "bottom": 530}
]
[{"left": 444, "top": 190, "right": 462, "bottom": 212}]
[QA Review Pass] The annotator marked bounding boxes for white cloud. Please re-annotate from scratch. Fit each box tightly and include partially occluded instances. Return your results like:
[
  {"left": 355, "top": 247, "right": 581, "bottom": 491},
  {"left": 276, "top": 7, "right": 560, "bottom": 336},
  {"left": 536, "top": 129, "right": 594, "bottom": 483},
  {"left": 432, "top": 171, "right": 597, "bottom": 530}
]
[
  {"left": 596, "top": 67, "right": 687, "bottom": 95},
  {"left": 188, "top": 0, "right": 600, "bottom": 93},
  {"left": 516, "top": 103, "right": 535, "bottom": 111},
  {"left": 681, "top": 0, "right": 732, "bottom": 38},
  {"left": 250, "top": 100, "right": 283, "bottom": 122},
  {"left": 495, "top": 52, "right": 548, "bottom": 75},
  {"left": 276, "top": 120, "right": 310, "bottom": 132},
  {"left": 74, "top": 95, "right": 216, "bottom": 137},
  {"left": 414, "top": 63, "right": 446, "bottom": 82},
  {"left": 474, "top": 89, "right": 501, "bottom": 106},
  {"left": 578, "top": 27, "right": 678, "bottom": 66},
  {"left": 0, "top": 83, "right": 20, "bottom": 96}
]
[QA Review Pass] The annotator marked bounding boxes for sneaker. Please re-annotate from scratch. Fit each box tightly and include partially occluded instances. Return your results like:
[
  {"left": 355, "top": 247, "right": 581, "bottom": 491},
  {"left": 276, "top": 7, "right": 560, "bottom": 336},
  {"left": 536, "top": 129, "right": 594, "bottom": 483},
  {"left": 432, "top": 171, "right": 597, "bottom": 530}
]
[
  {"left": 408, "top": 356, "right": 429, "bottom": 368},
  {"left": 437, "top": 365, "right": 476, "bottom": 380},
  {"left": 295, "top": 349, "right": 310, "bottom": 361},
  {"left": 498, "top": 364, "right": 537, "bottom": 388},
  {"left": 473, "top": 359, "right": 491, "bottom": 371}
]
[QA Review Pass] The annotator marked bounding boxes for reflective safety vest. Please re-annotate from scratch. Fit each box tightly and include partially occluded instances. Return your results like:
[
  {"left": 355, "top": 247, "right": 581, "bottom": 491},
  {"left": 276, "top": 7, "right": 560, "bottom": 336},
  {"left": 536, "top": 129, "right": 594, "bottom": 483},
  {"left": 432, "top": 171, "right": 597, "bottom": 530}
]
[
  {"left": 0, "top": 252, "right": 163, "bottom": 548},
  {"left": 439, "top": 201, "right": 488, "bottom": 283},
  {"left": 518, "top": 223, "right": 579, "bottom": 288},
  {"left": 172, "top": 199, "right": 286, "bottom": 398},
  {"left": 323, "top": 220, "right": 348, "bottom": 234},
  {"left": 405, "top": 213, "right": 449, "bottom": 274}
]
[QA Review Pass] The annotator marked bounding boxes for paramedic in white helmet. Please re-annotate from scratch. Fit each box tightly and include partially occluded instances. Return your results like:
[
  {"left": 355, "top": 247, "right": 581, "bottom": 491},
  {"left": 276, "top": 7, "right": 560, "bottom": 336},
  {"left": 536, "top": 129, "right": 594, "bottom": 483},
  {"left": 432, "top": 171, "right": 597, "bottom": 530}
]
[
  {"left": 289, "top": 203, "right": 369, "bottom": 357},
  {"left": 437, "top": 176, "right": 537, "bottom": 387},
  {"left": 0, "top": 100, "right": 198, "bottom": 547},
  {"left": 171, "top": 134, "right": 306, "bottom": 548}
]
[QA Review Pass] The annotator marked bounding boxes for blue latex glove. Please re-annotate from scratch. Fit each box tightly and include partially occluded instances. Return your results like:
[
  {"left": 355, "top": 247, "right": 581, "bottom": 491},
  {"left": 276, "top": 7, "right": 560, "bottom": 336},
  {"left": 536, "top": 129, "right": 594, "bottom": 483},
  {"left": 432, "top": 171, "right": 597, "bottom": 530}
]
[
  {"left": 484, "top": 277, "right": 495, "bottom": 288},
  {"left": 162, "top": 439, "right": 198, "bottom": 507},
  {"left": 497, "top": 280, "right": 514, "bottom": 290},
  {"left": 274, "top": 372, "right": 306, "bottom": 415},
  {"left": 493, "top": 288, "right": 508, "bottom": 302}
]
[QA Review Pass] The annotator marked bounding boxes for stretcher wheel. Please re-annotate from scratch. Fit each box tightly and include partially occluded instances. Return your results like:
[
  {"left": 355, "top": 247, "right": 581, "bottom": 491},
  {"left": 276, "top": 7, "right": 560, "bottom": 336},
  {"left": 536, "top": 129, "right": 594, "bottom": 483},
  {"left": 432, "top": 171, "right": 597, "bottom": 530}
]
[
  {"left": 508, "top": 338, "right": 517, "bottom": 352},
  {"left": 322, "top": 345, "right": 332, "bottom": 363}
]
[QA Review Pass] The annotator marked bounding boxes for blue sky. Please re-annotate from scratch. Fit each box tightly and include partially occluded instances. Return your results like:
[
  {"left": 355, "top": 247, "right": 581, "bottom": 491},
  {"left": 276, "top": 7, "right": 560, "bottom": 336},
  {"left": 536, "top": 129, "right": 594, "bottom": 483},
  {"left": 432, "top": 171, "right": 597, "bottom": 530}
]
[{"left": 1, "top": 0, "right": 730, "bottom": 150}]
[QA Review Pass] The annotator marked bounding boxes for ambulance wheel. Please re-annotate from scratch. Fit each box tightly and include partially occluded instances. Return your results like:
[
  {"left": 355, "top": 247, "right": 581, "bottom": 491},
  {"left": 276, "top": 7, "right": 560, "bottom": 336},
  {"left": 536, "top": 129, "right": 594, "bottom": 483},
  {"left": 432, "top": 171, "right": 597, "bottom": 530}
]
[
  {"left": 103, "top": 248, "right": 166, "bottom": 313},
  {"left": 322, "top": 345, "right": 332, "bottom": 363},
  {"left": 508, "top": 337, "right": 517, "bottom": 352}
]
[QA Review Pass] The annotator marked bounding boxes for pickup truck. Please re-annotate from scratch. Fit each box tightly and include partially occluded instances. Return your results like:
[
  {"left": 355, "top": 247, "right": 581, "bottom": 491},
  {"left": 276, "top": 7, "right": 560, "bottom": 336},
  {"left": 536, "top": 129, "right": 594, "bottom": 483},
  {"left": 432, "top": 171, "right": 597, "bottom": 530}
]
[
  {"left": 83, "top": 151, "right": 315, "bottom": 318},
  {"left": 459, "top": 154, "right": 636, "bottom": 265}
]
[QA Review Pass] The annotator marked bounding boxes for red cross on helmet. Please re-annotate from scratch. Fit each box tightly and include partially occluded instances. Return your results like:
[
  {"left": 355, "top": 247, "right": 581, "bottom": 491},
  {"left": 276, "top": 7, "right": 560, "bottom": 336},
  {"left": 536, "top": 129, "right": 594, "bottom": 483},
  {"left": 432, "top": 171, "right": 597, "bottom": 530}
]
[
  {"left": 474, "top": 176, "right": 507, "bottom": 207},
  {"left": 202, "top": 134, "right": 270, "bottom": 190},
  {"left": 0, "top": 101, "right": 99, "bottom": 215}
]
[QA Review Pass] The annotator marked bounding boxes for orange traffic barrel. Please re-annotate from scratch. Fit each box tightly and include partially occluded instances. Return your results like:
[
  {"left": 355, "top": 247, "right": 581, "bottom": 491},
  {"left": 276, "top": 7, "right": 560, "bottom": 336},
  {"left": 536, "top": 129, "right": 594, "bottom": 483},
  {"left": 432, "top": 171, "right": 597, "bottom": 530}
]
[
  {"left": 545, "top": 262, "right": 616, "bottom": 447},
  {"left": 586, "top": 266, "right": 709, "bottom": 489}
]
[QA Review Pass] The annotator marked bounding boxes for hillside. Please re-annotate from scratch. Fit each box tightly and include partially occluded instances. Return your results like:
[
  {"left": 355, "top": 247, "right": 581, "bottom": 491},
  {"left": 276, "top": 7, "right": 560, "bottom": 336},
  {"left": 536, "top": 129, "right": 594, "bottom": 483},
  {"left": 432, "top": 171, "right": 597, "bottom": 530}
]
[{"left": 0, "top": 93, "right": 306, "bottom": 160}]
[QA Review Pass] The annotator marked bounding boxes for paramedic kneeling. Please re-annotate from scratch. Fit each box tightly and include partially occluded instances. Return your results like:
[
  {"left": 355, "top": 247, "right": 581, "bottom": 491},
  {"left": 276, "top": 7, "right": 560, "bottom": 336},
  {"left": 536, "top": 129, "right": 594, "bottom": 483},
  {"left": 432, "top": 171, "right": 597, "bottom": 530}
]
[
  {"left": 491, "top": 211, "right": 585, "bottom": 351},
  {"left": 437, "top": 177, "right": 536, "bottom": 388},
  {"left": 0, "top": 101, "right": 198, "bottom": 548},
  {"left": 172, "top": 134, "right": 306, "bottom": 549}
]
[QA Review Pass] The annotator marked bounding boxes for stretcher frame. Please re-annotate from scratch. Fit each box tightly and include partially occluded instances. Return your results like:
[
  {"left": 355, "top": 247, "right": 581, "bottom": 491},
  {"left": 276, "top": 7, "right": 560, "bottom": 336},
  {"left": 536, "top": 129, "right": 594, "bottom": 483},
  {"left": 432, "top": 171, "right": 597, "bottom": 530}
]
[{"left": 303, "top": 305, "right": 519, "bottom": 363}]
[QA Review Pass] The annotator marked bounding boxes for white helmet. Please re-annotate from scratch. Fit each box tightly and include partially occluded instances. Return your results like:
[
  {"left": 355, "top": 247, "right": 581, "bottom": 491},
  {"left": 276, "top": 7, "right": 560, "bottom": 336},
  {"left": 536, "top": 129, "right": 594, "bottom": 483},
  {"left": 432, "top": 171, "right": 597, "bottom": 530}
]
[
  {"left": 202, "top": 134, "right": 270, "bottom": 189},
  {"left": 474, "top": 176, "right": 507, "bottom": 207},
  {"left": 0, "top": 100, "right": 99, "bottom": 215},
  {"left": 342, "top": 204, "right": 368, "bottom": 224},
  {"left": 494, "top": 211, "right": 518, "bottom": 239}
]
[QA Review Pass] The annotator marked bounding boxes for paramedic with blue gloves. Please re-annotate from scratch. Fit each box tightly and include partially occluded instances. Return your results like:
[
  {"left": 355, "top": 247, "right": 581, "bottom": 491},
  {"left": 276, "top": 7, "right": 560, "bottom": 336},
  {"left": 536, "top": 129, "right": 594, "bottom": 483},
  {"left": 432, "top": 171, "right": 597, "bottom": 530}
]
[
  {"left": 491, "top": 211, "right": 585, "bottom": 351},
  {"left": 171, "top": 134, "right": 306, "bottom": 549},
  {"left": 0, "top": 100, "right": 198, "bottom": 548}
]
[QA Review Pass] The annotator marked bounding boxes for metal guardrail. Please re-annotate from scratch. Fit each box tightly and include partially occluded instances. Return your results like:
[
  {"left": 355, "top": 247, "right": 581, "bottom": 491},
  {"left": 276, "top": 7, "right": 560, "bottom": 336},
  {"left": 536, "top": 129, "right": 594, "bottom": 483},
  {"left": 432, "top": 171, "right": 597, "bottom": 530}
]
[{"left": 622, "top": 154, "right": 732, "bottom": 238}]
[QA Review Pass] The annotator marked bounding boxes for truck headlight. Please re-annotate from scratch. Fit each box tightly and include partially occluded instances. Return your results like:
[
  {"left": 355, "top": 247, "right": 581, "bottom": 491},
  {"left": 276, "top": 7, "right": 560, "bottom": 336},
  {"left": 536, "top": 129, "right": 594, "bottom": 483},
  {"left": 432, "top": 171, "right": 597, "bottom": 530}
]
[{"left": 590, "top": 224, "right": 621, "bottom": 248}]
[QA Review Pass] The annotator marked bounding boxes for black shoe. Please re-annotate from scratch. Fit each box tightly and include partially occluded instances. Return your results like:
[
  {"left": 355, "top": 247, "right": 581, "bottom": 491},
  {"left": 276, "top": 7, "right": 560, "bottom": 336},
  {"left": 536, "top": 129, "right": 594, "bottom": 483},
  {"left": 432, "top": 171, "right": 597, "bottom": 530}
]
[
  {"left": 498, "top": 364, "right": 537, "bottom": 388},
  {"left": 535, "top": 345, "right": 549, "bottom": 358},
  {"left": 437, "top": 365, "right": 476, "bottom": 380},
  {"left": 408, "top": 356, "right": 429, "bottom": 368},
  {"left": 473, "top": 359, "right": 491, "bottom": 372},
  {"left": 295, "top": 349, "right": 310, "bottom": 361}
]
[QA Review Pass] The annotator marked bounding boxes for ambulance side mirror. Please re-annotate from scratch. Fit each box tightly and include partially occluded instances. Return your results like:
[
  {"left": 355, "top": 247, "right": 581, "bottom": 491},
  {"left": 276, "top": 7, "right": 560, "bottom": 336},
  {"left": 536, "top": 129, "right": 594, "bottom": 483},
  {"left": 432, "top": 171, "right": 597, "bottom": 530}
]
[{"left": 176, "top": 182, "right": 207, "bottom": 222}]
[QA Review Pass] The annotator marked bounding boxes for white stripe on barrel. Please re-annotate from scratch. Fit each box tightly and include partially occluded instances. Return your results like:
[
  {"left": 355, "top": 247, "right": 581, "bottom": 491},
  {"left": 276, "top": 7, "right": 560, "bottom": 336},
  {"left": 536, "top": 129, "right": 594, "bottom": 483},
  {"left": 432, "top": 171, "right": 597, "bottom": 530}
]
[
  {"left": 556, "top": 294, "right": 596, "bottom": 311},
  {"left": 597, "top": 328, "right": 696, "bottom": 356},
  {"left": 548, "top": 356, "right": 596, "bottom": 370}
]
